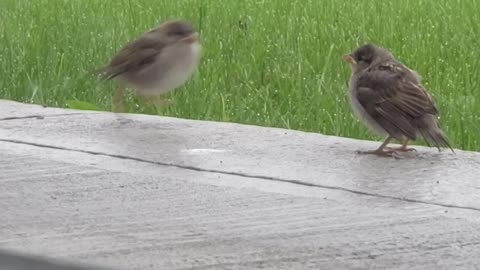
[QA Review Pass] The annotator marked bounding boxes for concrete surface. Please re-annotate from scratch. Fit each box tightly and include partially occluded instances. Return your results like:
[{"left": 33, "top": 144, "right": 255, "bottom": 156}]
[
  {"left": 1, "top": 100, "right": 480, "bottom": 269},
  {"left": 0, "top": 248, "right": 115, "bottom": 270}
]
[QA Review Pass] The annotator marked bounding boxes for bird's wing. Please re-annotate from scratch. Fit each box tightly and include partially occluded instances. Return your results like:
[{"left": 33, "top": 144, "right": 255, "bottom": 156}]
[
  {"left": 100, "top": 30, "right": 168, "bottom": 80},
  {"left": 355, "top": 62, "right": 438, "bottom": 140}
]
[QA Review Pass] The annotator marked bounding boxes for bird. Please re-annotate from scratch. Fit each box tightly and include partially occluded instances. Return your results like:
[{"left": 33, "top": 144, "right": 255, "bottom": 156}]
[
  {"left": 97, "top": 20, "right": 202, "bottom": 112},
  {"left": 342, "top": 44, "right": 453, "bottom": 156}
]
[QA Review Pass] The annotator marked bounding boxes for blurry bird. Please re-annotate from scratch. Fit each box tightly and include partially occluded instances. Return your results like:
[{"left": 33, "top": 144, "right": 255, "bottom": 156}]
[
  {"left": 342, "top": 44, "right": 453, "bottom": 156},
  {"left": 97, "top": 20, "right": 201, "bottom": 112}
]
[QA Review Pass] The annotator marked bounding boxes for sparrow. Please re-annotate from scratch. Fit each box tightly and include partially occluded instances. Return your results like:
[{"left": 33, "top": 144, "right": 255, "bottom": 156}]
[
  {"left": 342, "top": 44, "right": 453, "bottom": 156},
  {"left": 97, "top": 20, "right": 201, "bottom": 112}
]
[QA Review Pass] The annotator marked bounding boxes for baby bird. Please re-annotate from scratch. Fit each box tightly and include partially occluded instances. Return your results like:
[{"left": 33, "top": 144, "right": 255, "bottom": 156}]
[
  {"left": 342, "top": 44, "right": 453, "bottom": 156},
  {"left": 98, "top": 20, "right": 201, "bottom": 112}
]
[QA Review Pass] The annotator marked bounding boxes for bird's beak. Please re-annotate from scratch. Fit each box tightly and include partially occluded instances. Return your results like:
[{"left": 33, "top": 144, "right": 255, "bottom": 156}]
[
  {"left": 180, "top": 32, "right": 199, "bottom": 44},
  {"left": 342, "top": 54, "right": 357, "bottom": 65}
]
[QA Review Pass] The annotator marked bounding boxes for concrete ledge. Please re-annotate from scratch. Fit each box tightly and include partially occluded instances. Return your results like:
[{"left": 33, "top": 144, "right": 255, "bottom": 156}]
[
  {"left": 0, "top": 248, "right": 116, "bottom": 270},
  {"left": 1, "top": 100, "right": 480, "bottom": 269}
]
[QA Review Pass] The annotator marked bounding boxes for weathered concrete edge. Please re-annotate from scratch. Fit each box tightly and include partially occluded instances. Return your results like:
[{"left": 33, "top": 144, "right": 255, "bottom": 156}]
[
  {"left": 1, "top": 99, "right": 477, "bottom": 154},
  {"left": 0, "top": 99, "right": 101, "bottom": 121},
  {"left": 0, "top": 248, "right": 119, "bottom": 270}
]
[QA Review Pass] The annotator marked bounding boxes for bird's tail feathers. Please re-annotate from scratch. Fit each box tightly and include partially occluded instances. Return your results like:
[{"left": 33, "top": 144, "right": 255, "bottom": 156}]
[
  {"left": 89, "top": 65, "right": 120, "bottom": 81},
  {"left": 414, "top": 114, "right": 454, "bottom": 153}
]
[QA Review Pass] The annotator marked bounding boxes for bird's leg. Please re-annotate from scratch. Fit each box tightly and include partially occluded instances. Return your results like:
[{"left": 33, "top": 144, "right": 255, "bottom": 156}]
[
  {"left": 357, "top": 136, "right": 395, "bottom": 156},
  {"left": 386, "top": 140, "right": 417, "bottom": 152},
  {"left": 113, "top": 85, "right": 127, "bottom": 113},
  {"left": 136, "top": 94, "right": 174, "bottom": 108},
  {"left": 152, "top": 95, "right": 174, "bottom": 107}
]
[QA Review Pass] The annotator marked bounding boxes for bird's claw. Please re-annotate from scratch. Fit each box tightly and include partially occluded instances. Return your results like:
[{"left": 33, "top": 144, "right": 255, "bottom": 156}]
[
  {"left": 384, "top": 146, "right": 417, "bottom": 153},
  {"left": 356, "top": 146, "right": 416, "bottom": 157}
]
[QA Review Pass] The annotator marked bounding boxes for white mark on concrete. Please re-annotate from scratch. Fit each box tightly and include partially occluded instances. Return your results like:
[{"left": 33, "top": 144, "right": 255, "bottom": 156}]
[{"left": 181, "top": 148, "right": 227, "bottom": 154}]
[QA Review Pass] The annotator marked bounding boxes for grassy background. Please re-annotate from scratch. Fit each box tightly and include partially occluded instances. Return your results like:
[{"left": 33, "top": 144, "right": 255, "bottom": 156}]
[{"left": 1, "top": 0, "right": 479, "bottom": 151}]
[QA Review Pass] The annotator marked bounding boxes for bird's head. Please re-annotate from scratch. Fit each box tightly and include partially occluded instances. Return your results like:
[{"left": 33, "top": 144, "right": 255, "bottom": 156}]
[
  {"left": 342, "top": 44, "right": 393, "bottom": 73},
  {"left": 157, "top": 20, "right": 199, "bottom": 44}
]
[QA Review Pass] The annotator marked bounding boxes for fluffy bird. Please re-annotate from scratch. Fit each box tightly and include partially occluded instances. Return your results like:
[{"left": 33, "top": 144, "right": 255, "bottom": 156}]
[
  {"left": 98, "top": 20, "right": 201, "bottom": 112},
  {"left": 342, "top": 44, "right": 453, "bottom": 156}
]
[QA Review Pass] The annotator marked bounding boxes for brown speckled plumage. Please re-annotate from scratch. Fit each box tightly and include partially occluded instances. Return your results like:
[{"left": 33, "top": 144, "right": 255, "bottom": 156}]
[
  {"left": 343, "top": 44, "right": 453, "bottom": 155},
  {"left": 98, "top": 20, "right": 201, "bottom": 111}
]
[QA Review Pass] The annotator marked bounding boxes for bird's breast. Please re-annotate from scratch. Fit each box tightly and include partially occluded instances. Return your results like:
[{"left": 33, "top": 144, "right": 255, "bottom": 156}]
[
  {"left": 155, "top": 41, "right": 201, "bottom": 92},
  {"left": 348, "top": 76, "right": 388, "bottom": 136},
  {"left": 130, "top": 41, "right": 201, "bottom": 95}
]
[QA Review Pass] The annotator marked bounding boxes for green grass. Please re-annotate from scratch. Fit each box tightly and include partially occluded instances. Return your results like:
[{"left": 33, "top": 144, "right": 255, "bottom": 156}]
[{"left": 1, "top": 0, "right": 479, "bottom": 151}]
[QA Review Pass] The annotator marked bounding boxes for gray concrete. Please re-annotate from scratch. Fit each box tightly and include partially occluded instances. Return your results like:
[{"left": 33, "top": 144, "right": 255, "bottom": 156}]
[
  {"left": 1, "top": 100, "right": 480, "bottom": 269},
  {"left": 0, "top": 248, "right": 116, "bottom": 270}
]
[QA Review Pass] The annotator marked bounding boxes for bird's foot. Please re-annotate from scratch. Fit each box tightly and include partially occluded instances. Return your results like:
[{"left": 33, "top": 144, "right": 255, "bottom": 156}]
[
  {"left": 356, "top": 148, "right": 396, "bottom": 157},
  {"left": 384, "top": 146, "right": 417, "bottom": 153},
  {"left": 356, "top": 146, "right": 416, "bottom": 157}
]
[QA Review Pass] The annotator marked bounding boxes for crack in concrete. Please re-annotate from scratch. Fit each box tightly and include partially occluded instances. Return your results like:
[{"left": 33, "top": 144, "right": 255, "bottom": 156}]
[
  {"left": 1, "top": 138, "right": 479, "bottom": 213},
  {"left": 0, "top": 113, "right": 92, "bottom": 121}
]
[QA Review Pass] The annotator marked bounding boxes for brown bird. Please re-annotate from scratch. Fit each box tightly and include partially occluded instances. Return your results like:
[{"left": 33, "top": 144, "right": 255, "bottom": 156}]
[
  {"left": 342, "top": 44, "right": 453, "bottom": 156},
  {"left": 98, "top": 20, "right": 201, "bottom": 112}
]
